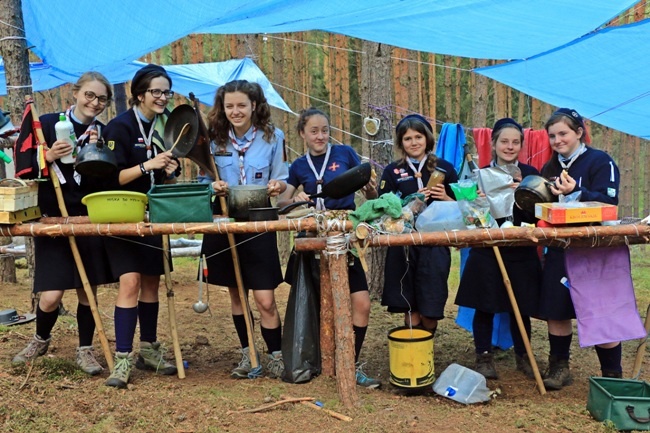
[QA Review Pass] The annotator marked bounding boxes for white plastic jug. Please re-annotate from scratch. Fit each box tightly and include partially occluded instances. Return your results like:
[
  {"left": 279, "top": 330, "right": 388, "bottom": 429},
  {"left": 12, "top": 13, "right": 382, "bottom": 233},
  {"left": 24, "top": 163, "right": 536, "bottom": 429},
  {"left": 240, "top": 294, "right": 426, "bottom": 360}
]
[
  {"left": 55, "top": 113, "right": 77, "bottom": 164},
  {"left": 432, "top": 363, "right": 492, "bottom": 404}
]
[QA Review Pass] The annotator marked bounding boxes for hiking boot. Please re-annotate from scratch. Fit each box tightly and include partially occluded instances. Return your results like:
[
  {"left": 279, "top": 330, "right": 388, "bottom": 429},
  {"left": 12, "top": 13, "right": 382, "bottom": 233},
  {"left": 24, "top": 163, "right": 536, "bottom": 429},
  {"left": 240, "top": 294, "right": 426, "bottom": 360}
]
[
  {"left": 266, "top": 351, "right": 284, "bottom": 379},
  {"left": 76, "top": 346, "right": 103, "bottom": 375},
  {"left": 136, "top": 341, "right": 177, "bottom": 375},
  {"left": 543, "top": 356, "right": 572, "bottom": 390},
  {"left": 355, "top": 362, "right": 381, "bottom": 389},
  {"left": 515, "top": 354, "right": 534, "bottom": 379},
  {"left": 475, "top": 352, "right": 498, "bottom": 379},
  {"left": 12, "top": 334, "right": 51, "bottom": 364},
  {"left": 601, "top": 369, "right": 623, "bottom": 378},
  {"left": 232, "top": 347, "right": 256, "bottom": 379},
  {"left": 105, "top": 352, "right": 133, "bottom": 389}
]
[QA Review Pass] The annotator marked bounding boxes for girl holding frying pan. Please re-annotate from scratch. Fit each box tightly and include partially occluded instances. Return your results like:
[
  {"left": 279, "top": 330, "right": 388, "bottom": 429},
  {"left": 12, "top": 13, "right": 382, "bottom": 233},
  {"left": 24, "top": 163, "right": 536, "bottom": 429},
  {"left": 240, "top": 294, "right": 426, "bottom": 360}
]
[
  {"left": 277, "top": 107, "right": 380, "bottom": 388},
  {"left": 378, "top": 114, "right": 457, "bottom": 338}
]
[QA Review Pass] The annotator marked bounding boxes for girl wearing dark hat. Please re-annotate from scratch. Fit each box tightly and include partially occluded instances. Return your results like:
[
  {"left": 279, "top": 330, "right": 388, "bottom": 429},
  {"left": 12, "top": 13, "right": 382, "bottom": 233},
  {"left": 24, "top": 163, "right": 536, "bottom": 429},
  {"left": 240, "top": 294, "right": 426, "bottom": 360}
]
[
  {"left": 13, "top": 72, "right": 115, "bottom": 375},
  {"left": 454, "top": 118, "right": 541, "bottom": 380},
  {"left": 101, "top": 63, "right": 179, "bottom": 388},
  {"left": 538, "top": 108, "right": 621, "bottom": 390},
  {"left": 378, "top": 114, "right": 457, "bottom": 337},
  {"left": 277, "top": 107, "right": 380, "bottom": 388},
  {"left": 201, "top": 80, "right": 288, "bottom": 380}
]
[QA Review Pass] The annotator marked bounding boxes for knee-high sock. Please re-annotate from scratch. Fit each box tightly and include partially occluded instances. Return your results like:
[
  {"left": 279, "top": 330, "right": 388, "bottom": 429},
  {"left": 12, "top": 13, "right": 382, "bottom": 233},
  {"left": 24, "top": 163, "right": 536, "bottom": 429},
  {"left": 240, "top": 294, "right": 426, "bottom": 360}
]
[
  {"left": 353, "top": 325, "right": 367, "bottom": 363},
  {"left": 232, "top": 314, "right": 255, "bottom": 348},
  {"left": 548, "top": 333, "right": 572, "bottom": 360},
  {"left": 77, "top": 303, "right": 96, "bottom": 347},
  {"left": 509, "top": 313, "right": 531, "bottom": 357},
  {"left": 138, "top": 301, "right": 159, "bottom": 343},
  {"left": 596, "top": 343, "right": 622, "bottom": 374},
  {"left": 473, "top": 310, "right": 494, "bottom": 354},
  {"left": 35, "top": 304, "right": 59, "bottom": 341},
  {"left": 261, "top": 324, "right": 282, "bottom": 353},
  {"left": 114, "top": 306, "right": 138, "bottom": 353}
]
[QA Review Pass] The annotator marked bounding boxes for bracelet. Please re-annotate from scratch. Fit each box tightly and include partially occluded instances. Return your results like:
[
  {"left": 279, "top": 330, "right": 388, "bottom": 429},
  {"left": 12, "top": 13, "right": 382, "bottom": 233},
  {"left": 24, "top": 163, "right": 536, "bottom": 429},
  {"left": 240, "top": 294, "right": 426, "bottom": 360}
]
[{"left": 139, "top": 162, "right": 148, "bottom": 175}]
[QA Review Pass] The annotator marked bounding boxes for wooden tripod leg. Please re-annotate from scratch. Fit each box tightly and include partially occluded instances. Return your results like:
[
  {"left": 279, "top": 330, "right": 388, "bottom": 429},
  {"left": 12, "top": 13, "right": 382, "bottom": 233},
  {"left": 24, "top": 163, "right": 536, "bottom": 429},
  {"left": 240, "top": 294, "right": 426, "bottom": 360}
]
[
  {"left": 632, "top": 304, "right": 650, "bottom": 379},
  {"left": 162, "top": 234, "right": 185, "bottom": 379},
  {"left": 493, "top": 246, "right": 546, "bottom": 395}
]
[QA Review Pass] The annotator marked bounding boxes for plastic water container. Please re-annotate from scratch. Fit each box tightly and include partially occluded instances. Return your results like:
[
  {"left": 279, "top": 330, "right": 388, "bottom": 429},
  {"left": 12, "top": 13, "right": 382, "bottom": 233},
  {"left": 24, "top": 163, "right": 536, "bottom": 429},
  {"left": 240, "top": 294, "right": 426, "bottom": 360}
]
[
  {"left": 432, "top": 363, "right": 491, "bottom": 404},
  {"left": 55, "top": 113, "right": 77, "bottom": 164}
]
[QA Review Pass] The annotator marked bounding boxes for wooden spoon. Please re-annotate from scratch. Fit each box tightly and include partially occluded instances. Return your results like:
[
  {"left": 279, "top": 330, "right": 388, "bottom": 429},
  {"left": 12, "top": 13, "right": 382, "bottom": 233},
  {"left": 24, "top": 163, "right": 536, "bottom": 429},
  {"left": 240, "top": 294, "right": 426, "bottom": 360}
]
[{"left": 169, "top": 122, "right": 191, "bottom": 153}]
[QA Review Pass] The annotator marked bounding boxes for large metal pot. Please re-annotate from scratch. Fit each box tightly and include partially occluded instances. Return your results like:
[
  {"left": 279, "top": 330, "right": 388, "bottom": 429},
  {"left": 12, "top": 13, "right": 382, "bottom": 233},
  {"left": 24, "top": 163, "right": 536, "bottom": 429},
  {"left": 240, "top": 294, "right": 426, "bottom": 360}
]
[
  {"left": 227, "top": 185, "right": 269, "bottom": 220},
  {"left": 514, "top": 175, "right": 558, "bottom": 214}
]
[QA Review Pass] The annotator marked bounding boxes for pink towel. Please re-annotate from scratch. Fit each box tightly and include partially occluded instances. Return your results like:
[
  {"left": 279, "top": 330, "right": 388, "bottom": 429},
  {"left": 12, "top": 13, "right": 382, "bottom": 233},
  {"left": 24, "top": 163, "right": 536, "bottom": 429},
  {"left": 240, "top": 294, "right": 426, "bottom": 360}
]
[
  {"left": 565, "top": 246, "right": 646, "bottom": 347},
  {"left": 522, "top": 129, "right": 552, "bottom": 172}
]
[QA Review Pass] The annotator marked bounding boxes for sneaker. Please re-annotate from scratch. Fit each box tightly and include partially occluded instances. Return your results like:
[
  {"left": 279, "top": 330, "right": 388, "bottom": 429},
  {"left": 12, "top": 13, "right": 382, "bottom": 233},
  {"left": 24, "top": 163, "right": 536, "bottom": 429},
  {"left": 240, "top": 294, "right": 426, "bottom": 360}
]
[
  {"left": 515, "top": 354, "right": 534, "bottom": 379},
  {"left": 266, "top": 351, "right": 284, "bottom": 379},
  {"left": 355, "top": 362, "right": 381, "bottom": 389},
  {"left": 76, "top": 346, "right": 104, "bottom": 375},
  {"left": 12, "top": 334, "right": 51, "bottom": 364},
  {"left": 232, "top": 347, "right": 252, "bottom": 379},
  {"left": 543, "top": 356, "right": 572, "bottom": 391},
  {"left": 135, "top": 342, "right": 177, "bottom": 375},
  {"left": 105, "top": 352, "right": 134, "bottom": 389},
  {"left": 475, "top": 352, "right": 498, "bottom": 379}
]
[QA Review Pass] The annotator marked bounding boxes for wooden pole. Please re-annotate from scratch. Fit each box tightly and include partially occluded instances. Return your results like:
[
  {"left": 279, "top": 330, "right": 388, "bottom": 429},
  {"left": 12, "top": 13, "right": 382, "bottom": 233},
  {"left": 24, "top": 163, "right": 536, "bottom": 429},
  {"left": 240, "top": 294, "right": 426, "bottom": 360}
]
[
  {"left": 319, "top": 253, "right": 335, "bottom": 377},
  {"left": 161, "top": 234, "right": 185, "bottom": 379},
  {"left": 632, "top": 304, "right": 650, "bottom": 379},
  {"left": 492, "top": 246, "right": 546, "bottom": 395},
  {"left": 27, "top": 97, "right": 114, "bottom": 371},
  {"left": 326, "top": 233, "right": 358, "bottom": 408}
]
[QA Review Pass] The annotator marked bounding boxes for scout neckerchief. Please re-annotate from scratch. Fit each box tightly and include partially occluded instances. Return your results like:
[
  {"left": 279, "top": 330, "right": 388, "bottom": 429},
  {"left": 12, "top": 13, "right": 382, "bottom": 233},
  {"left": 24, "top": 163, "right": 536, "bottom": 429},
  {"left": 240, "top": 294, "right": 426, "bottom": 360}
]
[
  {"left": 135, "top": 106, "right": 158, "bottom": 186},
  {"left": 229, "top": 126, "right": 258, "bottom": 185},
  {"left": 558, "top": 142, "right": 586, "bottom": 171},
  {"left": 306, "top": 143, "right": 331, "bottom": 210},
  {"left": 68, "top": 106, "right": 98, "bottom": 185},
  {"left": 406, "top": 155, "right": 426, "bottom": 190}
]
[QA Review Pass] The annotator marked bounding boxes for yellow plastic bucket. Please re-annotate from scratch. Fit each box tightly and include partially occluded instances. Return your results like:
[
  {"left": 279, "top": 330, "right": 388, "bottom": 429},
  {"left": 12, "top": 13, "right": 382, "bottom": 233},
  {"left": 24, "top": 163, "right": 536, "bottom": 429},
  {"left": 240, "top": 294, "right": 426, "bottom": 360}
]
[{"left": 388, "top": 326, "right": 435, "bottom": 389}]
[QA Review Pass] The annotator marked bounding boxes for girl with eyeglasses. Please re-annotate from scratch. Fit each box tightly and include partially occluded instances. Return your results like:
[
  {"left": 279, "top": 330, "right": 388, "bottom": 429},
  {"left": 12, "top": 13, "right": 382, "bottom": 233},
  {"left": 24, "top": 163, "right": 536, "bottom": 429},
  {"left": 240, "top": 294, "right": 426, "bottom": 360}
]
[
  {"left": 101, "top": 63, "right": 180, "bottom": 388},
  {"left": 13, "top": 71, "right": 116, "bottom": 376}
]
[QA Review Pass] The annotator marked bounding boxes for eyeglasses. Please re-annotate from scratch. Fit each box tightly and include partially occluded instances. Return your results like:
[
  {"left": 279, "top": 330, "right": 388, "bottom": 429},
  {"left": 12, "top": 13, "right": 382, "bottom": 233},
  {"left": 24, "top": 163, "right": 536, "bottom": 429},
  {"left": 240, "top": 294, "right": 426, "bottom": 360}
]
[
  {"left": 146, "top": 89, "right": 174, "bottom": 99},
  {"left": 84, "top": 91, "right": 110, "bottom": 105}
]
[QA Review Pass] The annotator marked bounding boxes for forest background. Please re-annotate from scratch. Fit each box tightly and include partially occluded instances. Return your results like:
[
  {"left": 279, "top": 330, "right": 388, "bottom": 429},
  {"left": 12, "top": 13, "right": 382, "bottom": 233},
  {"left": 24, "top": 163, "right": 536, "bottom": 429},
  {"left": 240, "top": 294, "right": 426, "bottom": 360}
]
[{"left": 0, "top": 1, "right": 648, "bottom": 291}]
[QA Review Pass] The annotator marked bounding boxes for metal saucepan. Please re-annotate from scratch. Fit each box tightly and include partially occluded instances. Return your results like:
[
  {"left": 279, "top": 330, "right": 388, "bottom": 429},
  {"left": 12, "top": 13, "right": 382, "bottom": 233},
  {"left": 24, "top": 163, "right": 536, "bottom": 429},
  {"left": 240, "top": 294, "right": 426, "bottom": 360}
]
[
  {"left": 163, "top": 104, "right": 199, "bottom": 157},
  {"left": 514, "top": 174, "right": 558, "bottom": 214},
  {"left": 74, "top": 136, "right": 117, "bottom": 177},
  {"left": 248, "top": 207, "right": 279, "bottom": 221},
  {"left": 278, "top": 162, "right": 372, "bottom": 215},
  {"left": 228, "top": 185, "right": 269, "bottom": 220}
]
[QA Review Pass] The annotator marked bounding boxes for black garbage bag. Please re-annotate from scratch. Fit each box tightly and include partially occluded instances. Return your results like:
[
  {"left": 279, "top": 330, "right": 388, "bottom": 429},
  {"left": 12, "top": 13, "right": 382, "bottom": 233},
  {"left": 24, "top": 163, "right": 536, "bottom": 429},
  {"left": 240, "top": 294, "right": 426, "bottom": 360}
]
[{"left": 281, "top": 251, "right": 321, "bottom": 383}]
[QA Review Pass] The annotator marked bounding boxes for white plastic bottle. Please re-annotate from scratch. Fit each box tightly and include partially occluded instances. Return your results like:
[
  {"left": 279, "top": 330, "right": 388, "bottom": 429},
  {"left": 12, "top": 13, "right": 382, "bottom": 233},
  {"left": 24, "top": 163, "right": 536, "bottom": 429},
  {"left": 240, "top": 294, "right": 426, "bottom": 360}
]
[{"left": 55, "top": 113, "right": 77, "bottom": 164}]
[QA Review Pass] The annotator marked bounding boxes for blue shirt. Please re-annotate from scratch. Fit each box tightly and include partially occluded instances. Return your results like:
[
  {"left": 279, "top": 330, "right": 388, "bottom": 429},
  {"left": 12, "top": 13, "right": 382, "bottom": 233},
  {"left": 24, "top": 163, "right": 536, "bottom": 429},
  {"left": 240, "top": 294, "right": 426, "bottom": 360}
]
[
  {"left": 287, "top": 144, "right": 361, "bottom": 210},
  {"left": 199, "top": 126, "right": 288, "bottom": 185}
]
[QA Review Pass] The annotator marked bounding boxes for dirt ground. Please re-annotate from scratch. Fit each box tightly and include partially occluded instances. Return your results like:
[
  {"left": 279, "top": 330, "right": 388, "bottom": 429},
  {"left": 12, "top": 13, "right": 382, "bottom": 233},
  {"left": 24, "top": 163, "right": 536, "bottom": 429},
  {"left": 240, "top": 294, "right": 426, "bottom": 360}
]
[{"left": 1, "top": 249, "right": 647, "bottom": 433}]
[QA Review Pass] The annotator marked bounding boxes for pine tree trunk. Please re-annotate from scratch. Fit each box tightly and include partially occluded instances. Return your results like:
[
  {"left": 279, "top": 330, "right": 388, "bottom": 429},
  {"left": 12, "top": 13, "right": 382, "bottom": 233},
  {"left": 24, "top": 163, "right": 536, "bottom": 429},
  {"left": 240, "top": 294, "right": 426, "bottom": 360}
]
[
  {"left": 472, "top": 59, "right": 489, "bottom": 143},
  {"left": 361, "top": 41, "right": 392, "bottom": 299},
  {"left": 0, "top": 0, "right": 30, "bottom": 284}
]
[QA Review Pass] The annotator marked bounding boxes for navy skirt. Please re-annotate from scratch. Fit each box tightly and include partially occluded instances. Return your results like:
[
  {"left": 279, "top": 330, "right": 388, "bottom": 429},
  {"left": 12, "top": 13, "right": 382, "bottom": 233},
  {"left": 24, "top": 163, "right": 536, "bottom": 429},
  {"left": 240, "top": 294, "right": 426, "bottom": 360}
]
[
  {"left": 34, "top": 236, "right": 115, "bottom": 292},
  {"left": 201, "top": 232, "right": 283, "bottom": 290},
  {"left": 538, "top": 247, "right": 576, "bottom": 320},
  {"left": 382, "top": 245, "right": 450, "bottom": 320},
  {"left": 104, "top": 234, "right": 168, "bottom": 279},
  {"left": 455, "top": 246, "right": 541, "bottom": 316}
]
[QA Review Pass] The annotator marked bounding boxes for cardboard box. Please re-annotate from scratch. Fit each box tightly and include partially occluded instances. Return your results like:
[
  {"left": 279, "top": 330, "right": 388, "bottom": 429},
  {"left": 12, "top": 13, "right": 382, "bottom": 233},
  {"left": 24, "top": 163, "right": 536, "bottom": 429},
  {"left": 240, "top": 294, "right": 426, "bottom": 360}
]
[{"left": 535, "top": 201, "right": 618, "bottom": 224}]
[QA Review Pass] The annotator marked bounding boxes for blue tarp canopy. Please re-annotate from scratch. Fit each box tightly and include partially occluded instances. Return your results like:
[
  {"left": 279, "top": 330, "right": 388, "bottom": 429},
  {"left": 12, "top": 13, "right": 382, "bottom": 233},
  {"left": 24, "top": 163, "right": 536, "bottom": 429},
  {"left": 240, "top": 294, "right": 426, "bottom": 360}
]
[
  {"left": 1, "top": 0, "right": 647, "bottom": 137},
  {"left": 0, "top": 58, "right": 293, "bottom": 113},
  {"left": 475, "top": 19, "right": 650, "bottom": 139}
]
